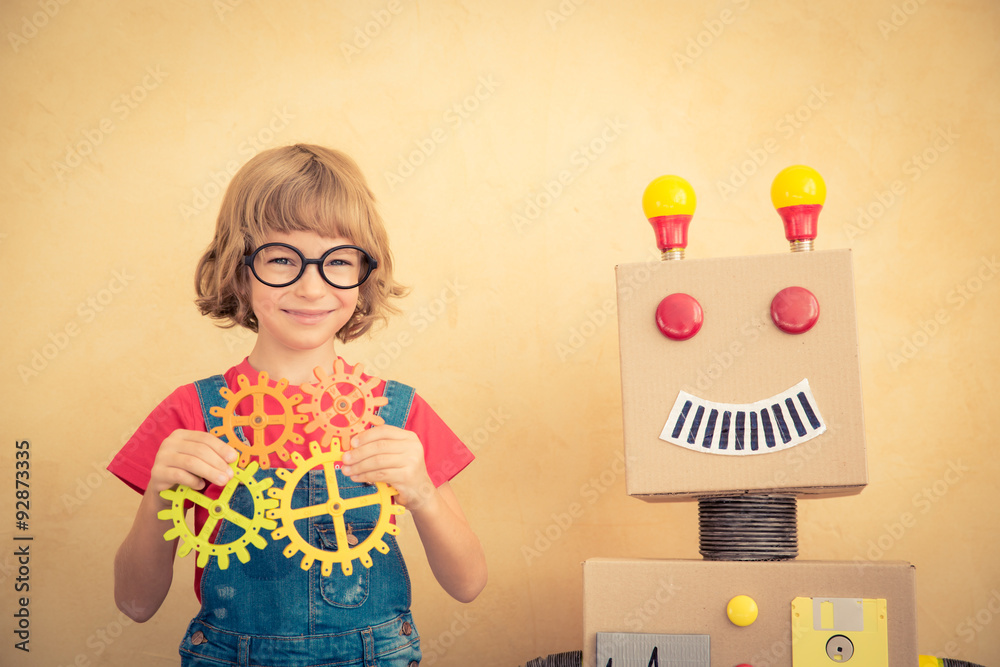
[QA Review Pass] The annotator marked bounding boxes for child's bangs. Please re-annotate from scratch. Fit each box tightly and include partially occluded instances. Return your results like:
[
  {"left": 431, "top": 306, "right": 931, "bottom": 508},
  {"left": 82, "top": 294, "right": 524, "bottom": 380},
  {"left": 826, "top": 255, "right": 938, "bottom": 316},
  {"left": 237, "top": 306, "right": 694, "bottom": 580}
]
[{"left": 254, "top": 163, "right": 374, "bottom": 250}]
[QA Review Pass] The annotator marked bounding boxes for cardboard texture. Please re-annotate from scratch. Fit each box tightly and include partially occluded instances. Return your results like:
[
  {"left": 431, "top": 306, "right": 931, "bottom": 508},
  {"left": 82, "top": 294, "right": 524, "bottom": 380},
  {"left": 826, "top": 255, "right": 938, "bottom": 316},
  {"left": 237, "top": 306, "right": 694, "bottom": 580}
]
[
  {"left": 582, "top": 558, "right": 917, "bottom": 667},
  {"left": 616, "top": 249, "right": 867, "bottom": 499}
]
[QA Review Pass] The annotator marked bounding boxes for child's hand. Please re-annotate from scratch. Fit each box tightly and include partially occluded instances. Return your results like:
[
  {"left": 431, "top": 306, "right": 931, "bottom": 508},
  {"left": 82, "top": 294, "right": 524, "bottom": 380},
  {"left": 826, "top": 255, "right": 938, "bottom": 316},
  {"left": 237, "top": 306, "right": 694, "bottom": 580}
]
[
  {"left": 341, "top": 425, "right": 435, "bottom": 510},
  {"left": 147, "top": 429, "right": 238, "bottom": 496}
]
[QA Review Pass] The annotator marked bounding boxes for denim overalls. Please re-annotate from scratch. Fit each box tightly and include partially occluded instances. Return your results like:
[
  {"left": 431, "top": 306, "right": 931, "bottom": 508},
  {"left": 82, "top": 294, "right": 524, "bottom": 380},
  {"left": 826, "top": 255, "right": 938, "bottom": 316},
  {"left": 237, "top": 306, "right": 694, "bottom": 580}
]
[{"left": 179, "top": 376, "right": 422, "bottom": 667}]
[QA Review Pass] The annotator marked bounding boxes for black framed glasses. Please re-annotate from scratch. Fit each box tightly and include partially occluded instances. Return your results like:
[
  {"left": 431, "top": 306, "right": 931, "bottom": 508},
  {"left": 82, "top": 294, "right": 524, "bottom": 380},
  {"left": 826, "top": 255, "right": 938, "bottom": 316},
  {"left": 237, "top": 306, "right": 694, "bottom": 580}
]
[{"left": 243, "top": 243, "right": 377, "bottom": 289}]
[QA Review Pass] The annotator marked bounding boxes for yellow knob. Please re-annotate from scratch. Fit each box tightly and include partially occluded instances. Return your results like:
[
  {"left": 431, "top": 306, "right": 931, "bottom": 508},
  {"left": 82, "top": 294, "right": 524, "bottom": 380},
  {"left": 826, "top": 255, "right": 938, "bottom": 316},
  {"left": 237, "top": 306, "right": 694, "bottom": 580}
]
[{"left": 727, "top": 594, "right": 759, "bottom": 627}]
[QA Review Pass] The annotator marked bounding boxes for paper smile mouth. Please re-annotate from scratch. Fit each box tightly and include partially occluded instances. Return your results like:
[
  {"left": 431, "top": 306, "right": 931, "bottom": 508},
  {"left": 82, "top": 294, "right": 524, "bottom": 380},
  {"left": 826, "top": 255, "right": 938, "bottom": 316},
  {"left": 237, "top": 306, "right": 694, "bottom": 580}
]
[{"left": 660, "top": 379, "right": 825, "bottom": 455}]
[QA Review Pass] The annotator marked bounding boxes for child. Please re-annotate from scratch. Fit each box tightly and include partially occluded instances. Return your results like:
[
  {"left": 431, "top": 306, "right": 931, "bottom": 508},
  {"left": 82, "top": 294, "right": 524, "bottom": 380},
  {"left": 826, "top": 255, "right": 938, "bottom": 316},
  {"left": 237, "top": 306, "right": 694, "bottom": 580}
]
[{"left": 110, "top": 144, "right": 487, "bottom": 666}]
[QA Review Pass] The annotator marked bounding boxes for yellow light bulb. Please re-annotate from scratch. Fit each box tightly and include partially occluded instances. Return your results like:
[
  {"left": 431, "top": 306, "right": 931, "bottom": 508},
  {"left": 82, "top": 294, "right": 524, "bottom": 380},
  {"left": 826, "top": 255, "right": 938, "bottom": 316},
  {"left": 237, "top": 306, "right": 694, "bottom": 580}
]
[
  {"left": 643, "top": 175, "right": 697, "bottom": 218},
  {"left": 770, "top": 165, "right": 826, "bottom": 251},
  {"left": 642, "top": 175, "right": 696, "bottom": 259}
]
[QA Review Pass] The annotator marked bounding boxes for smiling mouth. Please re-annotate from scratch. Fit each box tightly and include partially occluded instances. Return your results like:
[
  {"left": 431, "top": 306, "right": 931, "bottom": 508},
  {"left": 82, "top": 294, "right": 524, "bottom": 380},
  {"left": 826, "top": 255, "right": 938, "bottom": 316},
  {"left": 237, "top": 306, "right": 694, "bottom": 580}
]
[
  {"left": 284, "top": 309, "right": 333, "bottom": 323},
  {"left": 659, "top": 379, "right": 826, "bottom": 455}
]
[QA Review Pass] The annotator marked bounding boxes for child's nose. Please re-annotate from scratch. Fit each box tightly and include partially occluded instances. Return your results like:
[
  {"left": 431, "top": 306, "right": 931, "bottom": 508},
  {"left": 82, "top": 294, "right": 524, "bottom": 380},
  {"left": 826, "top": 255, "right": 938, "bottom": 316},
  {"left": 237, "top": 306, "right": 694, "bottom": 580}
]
[{"left": 294, "top": 263, "right": 328, "bottom": 294}]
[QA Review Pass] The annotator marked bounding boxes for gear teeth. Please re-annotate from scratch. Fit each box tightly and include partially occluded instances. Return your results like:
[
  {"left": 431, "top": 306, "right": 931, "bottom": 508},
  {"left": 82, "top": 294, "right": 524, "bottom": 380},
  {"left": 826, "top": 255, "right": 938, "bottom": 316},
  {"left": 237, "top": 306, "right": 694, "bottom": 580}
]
[
  {"left": 158, "top": 461, "right": 277, "bottom": 571},
  {"left": 161, "top": 366, "right": 403, "bottom": 576},
  {"left": 162, "top": 525, "right": 183, "bottom": 541},
  {"left": 265, "top": 443, "right": 404, "bottom": 578},
  {"left": 297, "top": 361, "right": 389, "bottom": 451},
  {"left": 210, "top": 371, "right": 308, "bottom": 466}
]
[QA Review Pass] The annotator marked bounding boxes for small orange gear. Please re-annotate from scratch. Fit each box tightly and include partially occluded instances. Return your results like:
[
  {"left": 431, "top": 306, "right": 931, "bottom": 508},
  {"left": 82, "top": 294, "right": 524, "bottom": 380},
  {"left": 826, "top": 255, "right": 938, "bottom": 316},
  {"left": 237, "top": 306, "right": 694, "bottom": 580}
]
[
  {"left": 298, "top": 359, "right": 388, "bottom": 452},
  {"left": 209, "top": 371, "right": 309, "bottom": 468},
  {"left": 267, "top": 441, "right": 405, "bottom": 576}
]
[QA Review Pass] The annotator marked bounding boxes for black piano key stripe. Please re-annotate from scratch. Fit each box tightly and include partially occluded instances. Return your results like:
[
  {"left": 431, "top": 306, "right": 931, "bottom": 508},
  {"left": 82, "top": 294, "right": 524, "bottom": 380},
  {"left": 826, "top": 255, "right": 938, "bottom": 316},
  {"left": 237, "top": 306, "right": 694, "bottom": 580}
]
[
  {"left": 687, "top": 405, "right": 705, "bottom": 445},
  {"left": 671, "top": 400, "right": 692, "bottom": 439},
  {"left": 734, "top": 411, "right": 745, "bottom": 450},
  {"left": 797, "top": 391, "right": 822, "bottom": 429},
  {"left": 760, "top": 409, "right": 775, "bottom": 448},
  {"left": 784, "top": 397, "right": 807, "bottom": 437},
  {"left": 719, "top": 411, "right": 731, "bottom": 450},
  {"left": 666, "top": 382, "right": 824, "bottom": 453},
  {"left": 702, "top": 409, "right": 719, "bottom": 449},
  {"left": 771, "top": 403, "right": 791, "bottom": 444}
]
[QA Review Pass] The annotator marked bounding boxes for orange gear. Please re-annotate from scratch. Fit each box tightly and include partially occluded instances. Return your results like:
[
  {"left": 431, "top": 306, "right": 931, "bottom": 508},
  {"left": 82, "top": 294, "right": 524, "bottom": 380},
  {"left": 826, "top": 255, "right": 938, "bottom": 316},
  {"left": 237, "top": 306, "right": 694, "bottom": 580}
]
[
  {"left": 297, "top": 359, "right": 388, "bottom": 452},
  {"left": 209, "top": 371, "right": 309, "bottom": 468},
  {"left": 266, "top": 441, "right": 406, "bottom": 576}
]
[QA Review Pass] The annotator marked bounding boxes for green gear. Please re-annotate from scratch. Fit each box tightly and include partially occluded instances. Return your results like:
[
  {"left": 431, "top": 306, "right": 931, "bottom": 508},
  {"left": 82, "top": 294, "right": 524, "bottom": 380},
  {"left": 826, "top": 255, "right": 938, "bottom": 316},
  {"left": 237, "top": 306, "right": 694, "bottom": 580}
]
[{"left": 158, "top": 460, "right": 279, "bottom": 569}]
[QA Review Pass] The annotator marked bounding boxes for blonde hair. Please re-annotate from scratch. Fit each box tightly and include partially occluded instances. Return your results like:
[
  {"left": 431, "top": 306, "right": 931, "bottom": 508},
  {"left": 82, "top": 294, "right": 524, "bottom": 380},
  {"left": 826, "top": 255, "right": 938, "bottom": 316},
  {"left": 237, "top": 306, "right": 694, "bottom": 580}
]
[{"left": 195, "top": 144, "right": 406, "bottom": 342}]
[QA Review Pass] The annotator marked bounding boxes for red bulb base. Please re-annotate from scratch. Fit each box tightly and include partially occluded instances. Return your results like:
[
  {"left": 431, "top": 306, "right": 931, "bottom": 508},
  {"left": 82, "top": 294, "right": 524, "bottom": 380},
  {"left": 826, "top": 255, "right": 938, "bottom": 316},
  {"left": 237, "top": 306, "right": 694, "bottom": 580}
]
[
  {"left": 648, "top": 214, "right": 692, "bottom": 251},
  {"left": 776, "top": 204, "right": 822, "bottom": 241}
]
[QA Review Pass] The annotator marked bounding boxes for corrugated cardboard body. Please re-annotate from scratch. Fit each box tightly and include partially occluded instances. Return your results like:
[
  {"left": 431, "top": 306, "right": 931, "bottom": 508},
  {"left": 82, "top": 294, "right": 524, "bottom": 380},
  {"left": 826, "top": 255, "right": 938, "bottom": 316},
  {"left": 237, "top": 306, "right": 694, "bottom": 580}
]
[
  {"left": 616, "top": 249, "right": 867, "bottom": 499},
  {"left": 582, "top": 558, "right": 918, "bottom": 667}
]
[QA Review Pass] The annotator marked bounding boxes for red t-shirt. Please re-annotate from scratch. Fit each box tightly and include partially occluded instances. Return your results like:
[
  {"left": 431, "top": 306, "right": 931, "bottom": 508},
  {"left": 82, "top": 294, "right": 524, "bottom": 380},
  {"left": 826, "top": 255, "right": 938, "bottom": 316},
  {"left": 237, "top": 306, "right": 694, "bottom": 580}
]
[{"left": 108, "top": 357, "right": 474, "bottom": 599}]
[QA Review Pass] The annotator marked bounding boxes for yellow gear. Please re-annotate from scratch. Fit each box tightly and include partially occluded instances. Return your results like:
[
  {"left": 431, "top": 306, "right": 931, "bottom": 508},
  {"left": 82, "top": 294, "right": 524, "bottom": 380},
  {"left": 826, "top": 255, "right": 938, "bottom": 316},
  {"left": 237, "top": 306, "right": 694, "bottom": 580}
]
[
  {"left": 298, "top": 359, "right": 388, "bottom": 451},
  {"left": 209, "top": 371, "right": 309, "bottom": 468},
  {"left": 158, "top": 460, "right": 279, "bottom": 569},
  {"left": 266, "top": 441, "right": 406, "bottom": 576}
]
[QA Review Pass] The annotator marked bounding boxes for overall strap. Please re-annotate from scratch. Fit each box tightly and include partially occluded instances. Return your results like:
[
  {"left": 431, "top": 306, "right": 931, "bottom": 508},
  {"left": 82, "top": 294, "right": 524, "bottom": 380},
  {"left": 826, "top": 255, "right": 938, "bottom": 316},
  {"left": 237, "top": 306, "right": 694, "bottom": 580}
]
[
  {"left": 376, "top": 380, "right": 415, "bottom": 429},
  {"left": 193, "top": 375, "right": 247, "bottom": 443}
]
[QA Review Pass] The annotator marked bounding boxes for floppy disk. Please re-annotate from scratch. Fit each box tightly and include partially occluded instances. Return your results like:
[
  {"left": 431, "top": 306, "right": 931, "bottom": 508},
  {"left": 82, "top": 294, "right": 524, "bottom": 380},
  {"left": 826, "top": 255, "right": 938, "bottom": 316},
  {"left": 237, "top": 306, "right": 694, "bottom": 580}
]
[{"left": 792, "top": 597, "right": 889, "bottom": 666}]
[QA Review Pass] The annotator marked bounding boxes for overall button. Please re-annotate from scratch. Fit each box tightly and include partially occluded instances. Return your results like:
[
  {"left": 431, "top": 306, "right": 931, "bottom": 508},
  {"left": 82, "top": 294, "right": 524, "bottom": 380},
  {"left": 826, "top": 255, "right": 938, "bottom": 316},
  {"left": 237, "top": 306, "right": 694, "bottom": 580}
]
[
  {"left": 191, "top": 630, "right": 206, "bottom": 645},
  {"left": 408, "top": 662, "right": 419, "bottom": 667},
  {"left": 400, "top": 620, "right": 413, "bottom": 636}
]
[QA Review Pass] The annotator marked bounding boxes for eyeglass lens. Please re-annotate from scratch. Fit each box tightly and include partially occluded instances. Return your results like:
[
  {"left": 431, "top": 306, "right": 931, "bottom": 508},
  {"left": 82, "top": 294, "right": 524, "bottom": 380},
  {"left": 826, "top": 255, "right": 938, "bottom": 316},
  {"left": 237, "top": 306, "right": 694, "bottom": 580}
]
[{"left": 252, "top": 245, "right": 371, "bottom": 288}]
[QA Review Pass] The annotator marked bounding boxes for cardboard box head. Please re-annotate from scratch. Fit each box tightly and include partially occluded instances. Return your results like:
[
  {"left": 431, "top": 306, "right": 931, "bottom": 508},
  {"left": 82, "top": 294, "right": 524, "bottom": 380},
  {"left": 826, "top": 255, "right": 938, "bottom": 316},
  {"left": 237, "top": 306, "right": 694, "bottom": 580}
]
[{"left": 616, "top": 248, "right": 867, "bottom": 499}]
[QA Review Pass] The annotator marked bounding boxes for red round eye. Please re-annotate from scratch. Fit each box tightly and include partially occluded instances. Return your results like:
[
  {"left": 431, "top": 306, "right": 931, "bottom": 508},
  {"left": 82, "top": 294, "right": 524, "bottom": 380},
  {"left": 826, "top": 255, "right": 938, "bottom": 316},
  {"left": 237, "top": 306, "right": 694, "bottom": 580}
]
[
  {"left": 771, "top": 286, "right": 819, "bottom": 334},
  {"left": 656, "top": 293, "right": 703, "bottom": 341}
]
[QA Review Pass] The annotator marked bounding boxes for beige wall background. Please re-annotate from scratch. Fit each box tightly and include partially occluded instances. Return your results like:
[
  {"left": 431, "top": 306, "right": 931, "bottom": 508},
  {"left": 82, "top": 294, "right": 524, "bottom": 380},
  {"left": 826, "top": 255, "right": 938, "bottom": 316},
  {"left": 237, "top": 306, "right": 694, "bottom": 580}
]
[{"left": 1, "top": 0, "right": 998, "bottom": 665}]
